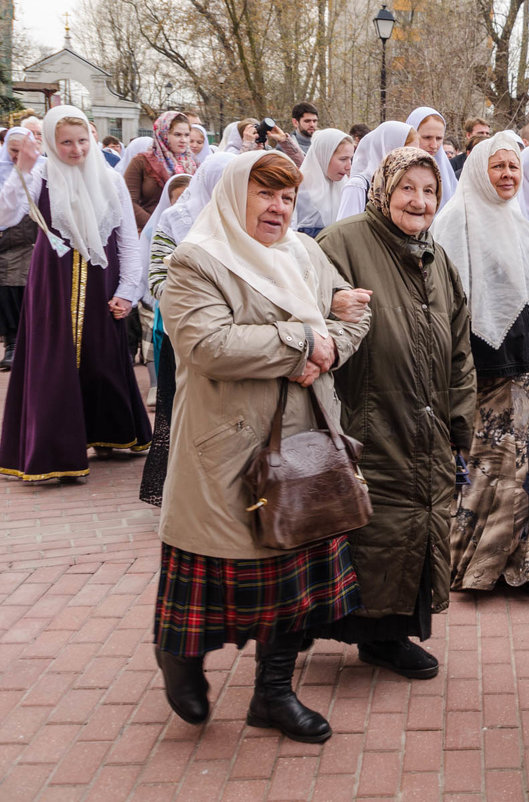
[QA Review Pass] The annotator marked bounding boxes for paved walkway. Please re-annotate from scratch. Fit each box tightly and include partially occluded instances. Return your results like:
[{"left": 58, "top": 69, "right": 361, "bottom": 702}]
[{"left": 1, "top": 359, "right": 529, "bottom": 801}]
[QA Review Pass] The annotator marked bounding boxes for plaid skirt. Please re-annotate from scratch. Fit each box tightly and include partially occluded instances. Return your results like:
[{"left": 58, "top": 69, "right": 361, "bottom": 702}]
[{"left": 155, "top": 535, "right": 361, "bottom": 656}]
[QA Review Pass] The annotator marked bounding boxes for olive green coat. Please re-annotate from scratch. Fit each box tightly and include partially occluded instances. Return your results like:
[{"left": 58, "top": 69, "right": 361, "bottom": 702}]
[{"left": 317, "top": 205, "right": 476, "bottom": 616}]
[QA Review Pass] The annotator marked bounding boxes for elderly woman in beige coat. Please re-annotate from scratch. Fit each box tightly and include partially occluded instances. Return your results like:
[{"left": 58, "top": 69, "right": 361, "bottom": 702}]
[{"left": 156, "top": 150, "right": 370, "bottom": 743}]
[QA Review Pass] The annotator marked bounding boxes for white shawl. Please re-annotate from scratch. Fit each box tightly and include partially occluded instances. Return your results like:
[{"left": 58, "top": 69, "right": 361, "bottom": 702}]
[
  {"left": 295, "top": 128, "right": 351, "bottom": 229},
  {"left": 432, "top": 131, "right": 529, "bottom": 349}
]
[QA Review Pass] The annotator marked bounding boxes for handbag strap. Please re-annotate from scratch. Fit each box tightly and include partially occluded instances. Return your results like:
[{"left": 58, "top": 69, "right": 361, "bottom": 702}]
[{"left": 268, "top": 379, "right": 344, "bottom": 467}]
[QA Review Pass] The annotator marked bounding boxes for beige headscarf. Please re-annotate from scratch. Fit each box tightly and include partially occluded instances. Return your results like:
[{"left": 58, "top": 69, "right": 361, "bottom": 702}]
[
  {"left": 182, "top": 150, "right": 328, "bottom": 336},
  {"left": 368, "top": 146, "right": 442, "bottom": 220}
]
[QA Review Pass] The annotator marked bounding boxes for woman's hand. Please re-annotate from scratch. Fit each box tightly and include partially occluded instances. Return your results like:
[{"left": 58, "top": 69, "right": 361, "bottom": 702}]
[
  {"left": 108, "top": 296, "right": 132, "bottom": 319},
  {"left": 268, "top": 124, "right": 288, "bottom": 143},
  {"left": 289, "top": 360, "right": 321, "bottom": 387},
  {"left": 242, "top": 124, "right": 259, "bottom": 144},
  {"left": 16, "top": 135, "right": 40, "bottom": 174},
  {"left": 311, "top": 331, "right": 337, "bottom": 373},
  {"left": 331, "top": 288, "right": 372, "bottom": 323}
]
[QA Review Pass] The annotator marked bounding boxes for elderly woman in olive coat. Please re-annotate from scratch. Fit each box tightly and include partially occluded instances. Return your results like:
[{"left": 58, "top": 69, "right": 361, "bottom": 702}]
[{"left": 316, "top": 147, "right": 476, "bottom": 679}]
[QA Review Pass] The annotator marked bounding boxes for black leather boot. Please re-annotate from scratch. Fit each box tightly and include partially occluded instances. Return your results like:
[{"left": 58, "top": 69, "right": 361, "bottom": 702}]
[
  {"left": 246, "top": 633, "right": 332, "bottom": 743},
  {"left": 155, "top": 647, "right": 210, "bottom": 724},
  {"left": 358, "top": 638, "right": 439, "bottom": 679},
  {"left": 0, "top": 336, "right": 15, "bottom": 372}
]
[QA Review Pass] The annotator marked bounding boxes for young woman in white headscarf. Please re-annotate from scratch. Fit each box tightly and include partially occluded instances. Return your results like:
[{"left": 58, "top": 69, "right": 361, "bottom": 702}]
[
  {"left": 294, "top": 128, "right": 355, "bottom": 237},
  {"left": 432, "top": 131, "right": 529, "bottom": 590},
  {"left": 139, "top": 152, "right": 235, "bottom": 508},
  {"left": 154, "top": 150, "right": 371, "bottom": 742},
  {"left": 0, "top": 105, "right": 152, "bottom": 482},
  {"left": 0, "top": 127, "right": 41, "bottom": 370},
  {"left": 189, "top": 124, "right": 212, "bottom": 165},
  {"left": 336, "top": 121, "right": 419, "bottom": 220},
  {"left": 406, "top": 106, "right": 458, "bottom": 210}
]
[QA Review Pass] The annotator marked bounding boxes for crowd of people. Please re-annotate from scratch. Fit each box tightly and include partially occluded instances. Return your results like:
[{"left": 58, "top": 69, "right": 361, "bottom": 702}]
[{"left": 1, "top": 97, "right": 529, "bottom": 742}]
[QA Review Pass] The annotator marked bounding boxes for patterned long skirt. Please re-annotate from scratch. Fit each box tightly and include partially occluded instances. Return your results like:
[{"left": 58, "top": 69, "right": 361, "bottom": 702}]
[
  {"left": 155, "top": 536, "right": 362, "bottom": 657},
  {"left": 450, "top": 374, "right": 529, "bottom": 591}
]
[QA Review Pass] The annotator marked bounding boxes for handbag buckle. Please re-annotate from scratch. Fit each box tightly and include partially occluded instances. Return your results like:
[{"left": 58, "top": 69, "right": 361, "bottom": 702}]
[{"left": 246, "top": 498, "right": 268, "bottom": 512}]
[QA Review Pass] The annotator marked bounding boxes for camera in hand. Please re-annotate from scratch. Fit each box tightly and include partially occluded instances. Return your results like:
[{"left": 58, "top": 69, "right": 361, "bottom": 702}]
[{"left": 254, "top": 117, "right": 275, "bottom": 144}]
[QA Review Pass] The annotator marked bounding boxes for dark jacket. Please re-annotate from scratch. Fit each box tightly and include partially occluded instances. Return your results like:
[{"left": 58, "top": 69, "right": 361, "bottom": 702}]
[
  {"left": 471, "top": 305, "right": 529, "bottom": 378},
  {"left": 317, "top": 205, "right": 476, "bottom": 617}
]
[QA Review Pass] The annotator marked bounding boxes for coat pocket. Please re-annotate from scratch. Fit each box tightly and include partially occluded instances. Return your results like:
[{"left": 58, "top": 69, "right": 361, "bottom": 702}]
[{"left": 194, "top": 415, "right": 260, "bottom": 483}]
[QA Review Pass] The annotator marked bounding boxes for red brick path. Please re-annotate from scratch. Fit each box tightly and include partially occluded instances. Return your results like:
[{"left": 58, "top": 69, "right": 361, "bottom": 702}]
[{"left": 1, "top": 358, "right": 529, "bottom": 801}]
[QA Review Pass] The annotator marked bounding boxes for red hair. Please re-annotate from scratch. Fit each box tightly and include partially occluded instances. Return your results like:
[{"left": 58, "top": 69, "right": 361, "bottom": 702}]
[{"left": 249, "top": 153, "right": 302, "bottom": 190}]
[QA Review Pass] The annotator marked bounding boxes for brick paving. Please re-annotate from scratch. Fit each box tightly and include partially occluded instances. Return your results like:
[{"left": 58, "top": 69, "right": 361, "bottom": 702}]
[{"left": 1, "top": 357, "right": 529, "bottom": 801}]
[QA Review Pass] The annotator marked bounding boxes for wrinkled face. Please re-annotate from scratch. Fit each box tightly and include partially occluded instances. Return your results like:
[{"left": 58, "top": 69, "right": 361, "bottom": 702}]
[
  {"left": 388, "top": 165, "right": 438, "bottom": 236},
  {"left": 189, "top": 129, "right": 205, "bottom": 154},
  {"left": 6, "top": 136, "right": 24, "bottom": 164},
  {"left": 443, "top": 142, "right": 456, "bottom": 159},
  {"left": 417, "top": 117, "right": 445, "bottom": 156},
  {"left": 245, "top": 178, "right": 296, "bottom": 246},
  {"left": 55, "top": 123, "right": 90, "bottom": 166},
  {"left": 327, "top": 141, "right": 355, "bottom": 181},
  {"left": 294, "top": 113, "right": 318, "bottom": 138},
  {"left": 167, "top": 122, "right": 190, "bottom": 155},
  {"left": 23, "top": 121, "right": 43, "bottom": 151},
  {"left": 487, "top": 148, "right": 521, "bottom": 200}
]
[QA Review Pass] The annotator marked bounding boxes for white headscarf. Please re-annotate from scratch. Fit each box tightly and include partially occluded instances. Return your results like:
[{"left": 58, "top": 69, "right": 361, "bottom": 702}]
[
  {"left": 337, "top": 121, "right": 414, "bottom": 220},
  {"left": 518, "top": 147, "right": 529, "bottom": 220},
  {"left": 0, "top": 127, "right": 32, "bottom": 190},
  {"left": 432, "top": 131, "right": 529, "bottom": 349},
  {"left": 158, "top": 151, "right": 235, "bottom": 243},
  {"left": 295, "top": 128, "right": 351, "bottom": 229},
  {"left": 115, "top": 136, "right": 153, "bottom": 174},
  {"left": 181, "top": 150, "right": 327, "bottom": 336},
  {"left": 42, "top": 105, "right": 121, "bottom": 268},
  {"left": 190, "top": 124, "right": 212, "bottom": 165},
  {"left": 217, "top": 122, "right": 238, "bottom": 152},
  {"left": 224, "top": 124, "right": 244, "bottom": 154},
  {"left": 406, "top": 107, "right": 458, "bottom": 210}
]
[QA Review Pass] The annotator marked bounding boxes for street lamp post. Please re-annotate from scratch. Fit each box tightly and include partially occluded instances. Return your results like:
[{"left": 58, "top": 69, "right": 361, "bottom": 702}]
[
  {"left": 373, "top": 4, "right": 396, "bottom": 123},
  {"left": 164, "top": 81, "right": 174, "bottom": 110},
  {"left": 218, "top": 76, "right": 226, "bottom": 140}
]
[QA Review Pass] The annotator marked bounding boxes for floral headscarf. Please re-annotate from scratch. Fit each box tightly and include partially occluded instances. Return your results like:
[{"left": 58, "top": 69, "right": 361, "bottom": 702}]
[
  {"left": 144, "top": 111, "right": 197, "bottom": 185},
  {"left": 368, "top": 146, "right": 442, "bottom": 221}
]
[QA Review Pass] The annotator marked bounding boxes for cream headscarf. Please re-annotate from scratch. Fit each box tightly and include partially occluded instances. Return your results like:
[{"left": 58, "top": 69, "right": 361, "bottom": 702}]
[
  {"left": 42, "top": 105, "right": 121, "bottom": 268},
  {"left": 295, "top": 128, "right": 352, "bottom": 229},
  {"left": 181, "top": 150, "right": 328, "bottom": 336},
  {"left": 432, "top": 131, "right": 529, "bottom": 349}
]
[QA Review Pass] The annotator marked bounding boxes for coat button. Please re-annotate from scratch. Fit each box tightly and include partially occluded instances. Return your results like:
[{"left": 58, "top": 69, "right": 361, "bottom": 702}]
[
  {"left": 421, "top": 304, "right": 428, "bottom": 310},
  {"left": 298, "top": 341, "right": 304, "bottom": 347},
  {"left": 338, "top": 329, "right": 344, "bottom": 334},
  {"left": 286, "top": 336, "right": 292, "bottom": 341}
]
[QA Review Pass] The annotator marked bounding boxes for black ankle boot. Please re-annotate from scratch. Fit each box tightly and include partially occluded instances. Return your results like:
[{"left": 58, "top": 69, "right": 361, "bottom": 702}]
[
  {"left": 155, "top": 647, "right": 210, "bottom": 724},
  {"left": 0, "top": 336, "right": 15, "bottom": 372},
  {"left": 358, "top": 638, "right": 439, "bottom": 679},
  {"left": 246, "top": 633, "right": 332, "bottom": 743}
]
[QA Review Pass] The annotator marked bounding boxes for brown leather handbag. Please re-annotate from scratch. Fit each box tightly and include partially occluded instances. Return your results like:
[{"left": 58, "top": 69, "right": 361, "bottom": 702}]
[{"left": 243, "top": 380, "right": 372, "bottom": 550}]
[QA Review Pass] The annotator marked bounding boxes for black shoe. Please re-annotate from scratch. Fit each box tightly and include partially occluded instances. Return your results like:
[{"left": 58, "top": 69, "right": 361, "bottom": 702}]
[
  {"left": 246, "top": 636, "right": 332, "bottom": 743},
  {"left": 155, "top": 647, "right": 209, "bottom": 724},
  {"left": 0, "top": 340, "right": 15, "bottom": 371},
  {"left": 358, "top": 638, "right": 439, "bottom": 679}
]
